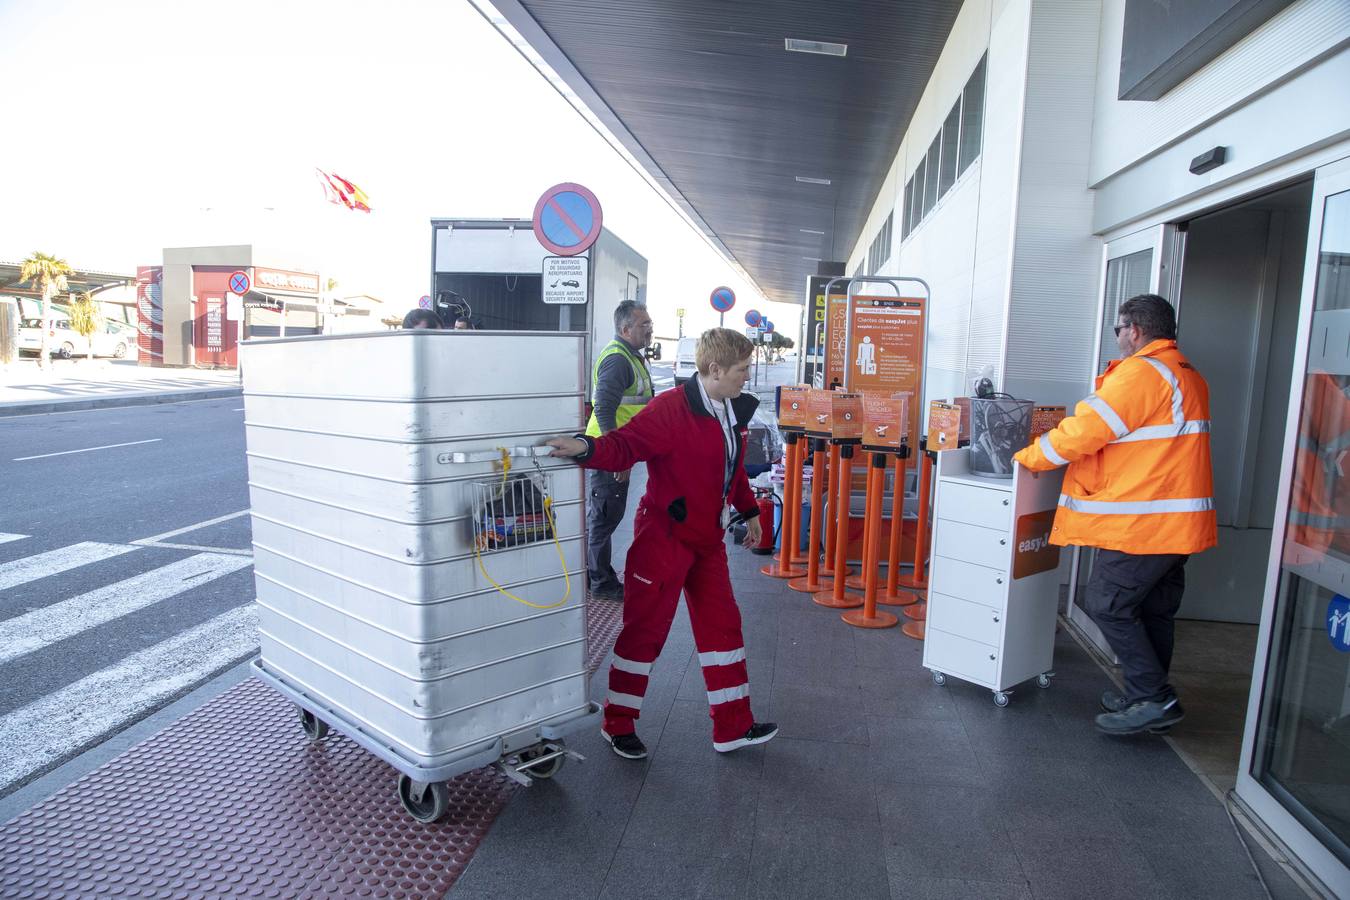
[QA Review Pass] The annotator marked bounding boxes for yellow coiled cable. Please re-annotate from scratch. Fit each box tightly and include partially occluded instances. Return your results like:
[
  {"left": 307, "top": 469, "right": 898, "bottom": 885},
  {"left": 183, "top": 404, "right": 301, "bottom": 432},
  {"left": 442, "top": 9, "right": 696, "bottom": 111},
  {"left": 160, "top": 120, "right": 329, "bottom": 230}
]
[{"left": 471, "top": 447, "right": 573, "bottom": 610}]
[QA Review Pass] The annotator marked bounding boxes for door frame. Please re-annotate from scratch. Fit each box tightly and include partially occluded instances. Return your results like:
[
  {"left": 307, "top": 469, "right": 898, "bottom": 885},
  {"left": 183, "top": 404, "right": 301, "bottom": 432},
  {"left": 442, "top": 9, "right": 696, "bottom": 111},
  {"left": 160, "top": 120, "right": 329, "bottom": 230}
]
[{"left": 1234, "top": 155, "right": 1350, "bottom": 897}]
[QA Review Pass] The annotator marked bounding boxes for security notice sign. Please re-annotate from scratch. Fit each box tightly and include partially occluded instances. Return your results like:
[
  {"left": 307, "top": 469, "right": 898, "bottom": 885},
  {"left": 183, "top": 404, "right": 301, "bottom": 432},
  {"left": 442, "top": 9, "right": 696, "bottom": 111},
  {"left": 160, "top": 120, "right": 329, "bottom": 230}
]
[
  {"left": 542, "top": 256, "right": 588, "bottom": 304},
  {"left": 847, "top": 296, "right": 926, "bottom": 448}
]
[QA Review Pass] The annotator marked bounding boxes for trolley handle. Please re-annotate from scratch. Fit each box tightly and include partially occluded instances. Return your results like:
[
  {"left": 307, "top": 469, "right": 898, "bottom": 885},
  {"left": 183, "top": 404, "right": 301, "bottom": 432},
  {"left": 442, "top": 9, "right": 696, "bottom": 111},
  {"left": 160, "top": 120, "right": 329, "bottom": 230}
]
[{"left": 448, "top": 446, "right": 554, "bottom": 464}]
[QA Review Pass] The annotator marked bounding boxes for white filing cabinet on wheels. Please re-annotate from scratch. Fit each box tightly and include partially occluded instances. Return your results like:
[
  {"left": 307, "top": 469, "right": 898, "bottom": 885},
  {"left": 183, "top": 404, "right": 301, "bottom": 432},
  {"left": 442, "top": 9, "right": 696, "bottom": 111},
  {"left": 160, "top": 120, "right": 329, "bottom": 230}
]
[{"left": 922, "top": 448, "right": 1065, "bottom": 706}]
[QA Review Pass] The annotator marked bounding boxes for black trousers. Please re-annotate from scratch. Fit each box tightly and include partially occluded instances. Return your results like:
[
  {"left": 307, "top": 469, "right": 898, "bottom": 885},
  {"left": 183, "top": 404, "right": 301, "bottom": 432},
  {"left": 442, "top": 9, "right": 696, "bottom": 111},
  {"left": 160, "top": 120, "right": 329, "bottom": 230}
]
[
  {"left": 586, "top": 469, "right": 630, "bottom": 591},
  {"left": 1084, "top": 549, "right": 1189, "bottom": 704}
]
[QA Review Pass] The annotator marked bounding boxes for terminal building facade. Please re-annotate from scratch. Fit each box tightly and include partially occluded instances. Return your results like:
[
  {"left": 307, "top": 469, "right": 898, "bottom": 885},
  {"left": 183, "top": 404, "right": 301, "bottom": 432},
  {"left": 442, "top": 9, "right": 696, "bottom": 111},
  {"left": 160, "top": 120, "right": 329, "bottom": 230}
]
[{"left": 486, "top": 0, "right": 1350, "bottom": 890}]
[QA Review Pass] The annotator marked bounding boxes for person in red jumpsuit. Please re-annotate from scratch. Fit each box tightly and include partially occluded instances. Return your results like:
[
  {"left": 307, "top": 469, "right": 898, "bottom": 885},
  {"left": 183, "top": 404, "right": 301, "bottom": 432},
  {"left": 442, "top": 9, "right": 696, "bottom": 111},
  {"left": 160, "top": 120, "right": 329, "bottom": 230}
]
[{"left": 548, "top": 328, "right": 778, "bottom": 759}]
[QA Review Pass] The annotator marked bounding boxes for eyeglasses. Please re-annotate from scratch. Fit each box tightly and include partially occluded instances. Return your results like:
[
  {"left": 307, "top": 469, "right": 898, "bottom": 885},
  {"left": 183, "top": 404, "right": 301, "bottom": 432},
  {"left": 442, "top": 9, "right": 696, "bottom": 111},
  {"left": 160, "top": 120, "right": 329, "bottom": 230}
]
[{"left": 1113, "top": 323, "right": 1131, "bottom": 336}]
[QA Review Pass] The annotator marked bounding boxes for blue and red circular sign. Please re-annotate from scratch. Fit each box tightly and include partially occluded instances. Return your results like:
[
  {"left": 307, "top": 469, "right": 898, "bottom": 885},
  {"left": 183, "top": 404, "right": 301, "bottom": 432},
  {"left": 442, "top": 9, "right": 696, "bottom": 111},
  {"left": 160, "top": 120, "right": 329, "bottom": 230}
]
[
  {"left": 763, "top": 319, "right": 775, "bottom": 333},
  {"left": 418, "top": 295, "right": 432, "bottom": 309},
  {"left": 710, "top": 286, "right": 736, "bottom": 313},
  {"left": 533, "top": 183, "right": 603, "bottom": 257},
  {"left": 228, "top": 271, "right": 251, "bottom": 294},
  {"left": 744, "top": 309, "right": 762, "bottom": 327}
]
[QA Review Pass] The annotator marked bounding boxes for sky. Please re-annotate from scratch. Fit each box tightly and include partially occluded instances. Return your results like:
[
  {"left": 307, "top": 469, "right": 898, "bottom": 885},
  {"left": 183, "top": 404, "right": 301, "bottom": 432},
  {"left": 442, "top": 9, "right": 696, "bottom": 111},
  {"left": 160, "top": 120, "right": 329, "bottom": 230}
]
[{"left": 0, "top": 0, "right": 803, "bottom": 338}]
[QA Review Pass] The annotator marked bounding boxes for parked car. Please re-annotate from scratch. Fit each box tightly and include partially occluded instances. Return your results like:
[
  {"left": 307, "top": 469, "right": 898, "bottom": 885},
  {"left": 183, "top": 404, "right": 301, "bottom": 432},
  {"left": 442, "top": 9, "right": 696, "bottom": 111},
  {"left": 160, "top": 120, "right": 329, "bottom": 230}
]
[
  {"left": 673, "top": 336, "right": 697, "bottom": 385},
  {"left": 19, "top": 316, "right": 134, "bottom": 359}
]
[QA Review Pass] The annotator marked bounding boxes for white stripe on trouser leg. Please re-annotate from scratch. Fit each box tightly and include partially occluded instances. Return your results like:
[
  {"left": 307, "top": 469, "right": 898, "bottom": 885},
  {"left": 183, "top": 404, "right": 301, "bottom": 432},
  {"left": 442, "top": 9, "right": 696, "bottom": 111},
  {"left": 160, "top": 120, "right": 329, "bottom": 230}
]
[
  {"left": 607, "top": 690, "right": 644, "bottom": 710},
  {"left": 707, "top": 683, "right": 750, "bottom": 706},
  {"left": 698, "top": 648, "right": 746, "bottom": 668},
  {"left": 610, "top": 655, "right": 653, "bottom": 676}
]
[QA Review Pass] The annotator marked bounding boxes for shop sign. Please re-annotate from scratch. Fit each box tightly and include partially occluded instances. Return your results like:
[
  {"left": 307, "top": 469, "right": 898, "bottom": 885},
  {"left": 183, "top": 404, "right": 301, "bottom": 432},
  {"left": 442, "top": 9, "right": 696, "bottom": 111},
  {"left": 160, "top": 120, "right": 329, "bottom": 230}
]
[
  {"left": 1013, "top": 510, "right": 1060, "bottom": 579},
  {"left": 847, "top": 296, "right": 926, "bottom": 448},
  {"left": 830, "top": 392, "right": 864, "bottom": 443},
  {"left": 254, "top": 268, "right": 319, "bottom": 294}
]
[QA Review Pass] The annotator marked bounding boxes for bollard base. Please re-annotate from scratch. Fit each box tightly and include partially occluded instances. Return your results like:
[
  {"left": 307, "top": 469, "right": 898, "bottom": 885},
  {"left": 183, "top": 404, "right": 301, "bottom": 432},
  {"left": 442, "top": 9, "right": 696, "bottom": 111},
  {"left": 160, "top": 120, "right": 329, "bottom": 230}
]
[
  {"left": 820, "top": 564, "right": 855, "bottom": 578},
  {"left": 787, "top": 575, "right": 829, "bottom": 593},
  {"left": 879, "top": 589, "right": 921, "bottom": 607},
  {"left": 761, "top": 562, "right": 806, "bottom": 578},
  {"left": 901, "top": 620, "right": 927, "bottom": 640},
  {"left": 842, "top": 609, "right": 899, "bottom": 629},
  {"left": 895, "top": 572, "right": 928, "bottom": 591},
  {"left": 812, "top": 588, "right": 863, "bottom": 609},
  {"left": 902, "top": 602, "right": 927, "bottom": 621}
]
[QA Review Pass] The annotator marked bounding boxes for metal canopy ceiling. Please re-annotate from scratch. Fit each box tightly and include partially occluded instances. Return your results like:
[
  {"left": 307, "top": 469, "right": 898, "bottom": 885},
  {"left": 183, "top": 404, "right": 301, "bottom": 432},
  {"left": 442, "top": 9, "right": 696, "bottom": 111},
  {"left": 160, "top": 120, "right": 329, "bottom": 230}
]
[{"left": 487, "top": 0, "right": 964, "bottom": 305}]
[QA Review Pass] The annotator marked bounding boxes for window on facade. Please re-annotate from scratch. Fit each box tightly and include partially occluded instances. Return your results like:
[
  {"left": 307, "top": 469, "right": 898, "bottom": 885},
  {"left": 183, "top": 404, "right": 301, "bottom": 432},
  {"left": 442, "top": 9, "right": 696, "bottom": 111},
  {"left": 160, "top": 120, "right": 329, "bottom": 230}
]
[
  {"left": 910, "top": 159, "right": 926, "bottom": 232},
  {"left": 940, "top": 100, "right": 961, "bottom": 195},
  {"left": 901, "top": 177, "right": 915, "bottom": 240},
  {"left": 959, "top": 55, "right": 986, "bottom": 174},
  {"left": 923, "top": 134, "right": 941, "bottom": 216}
]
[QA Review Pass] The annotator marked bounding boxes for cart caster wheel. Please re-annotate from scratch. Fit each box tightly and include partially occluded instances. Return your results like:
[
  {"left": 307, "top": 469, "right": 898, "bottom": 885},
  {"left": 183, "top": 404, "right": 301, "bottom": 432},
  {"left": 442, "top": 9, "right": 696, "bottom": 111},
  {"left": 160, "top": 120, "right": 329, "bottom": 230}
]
[
  {"left": 1036, "top": 673, "right": 1052, "bottom": 689},
  {"left": 993, "top": 691, "right": 1010, "bottom": 708},
  {"left": 520, "top": 745, "right": 566, "bottom": 781},
  {"left": 931, "top": 671, "right": 947, "bottom": 686},
  {"left": 299, "top": 708, "right": 329, "bottom": 741},
  {"left": 397, "top": 775, "right": 450, "bottom": 823}
]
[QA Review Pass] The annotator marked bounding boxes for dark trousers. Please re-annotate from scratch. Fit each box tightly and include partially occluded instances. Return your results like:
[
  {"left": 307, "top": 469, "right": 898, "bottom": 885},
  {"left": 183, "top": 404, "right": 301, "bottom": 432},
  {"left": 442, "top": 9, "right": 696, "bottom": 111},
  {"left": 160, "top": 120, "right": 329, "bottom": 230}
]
[
  {"left": 586, "top": 469, "right": 630, "bottom": 592},
  {"left": 1085, "top": 549, "right": 1189, "bottom": 704}
]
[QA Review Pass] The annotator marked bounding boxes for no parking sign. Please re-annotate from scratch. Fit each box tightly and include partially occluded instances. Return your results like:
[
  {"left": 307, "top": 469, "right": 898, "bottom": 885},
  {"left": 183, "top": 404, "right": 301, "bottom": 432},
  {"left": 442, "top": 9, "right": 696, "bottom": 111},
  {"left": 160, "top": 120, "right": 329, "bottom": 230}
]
[{"left": 532, "top": 183, "right": 603, "bottom": 256}]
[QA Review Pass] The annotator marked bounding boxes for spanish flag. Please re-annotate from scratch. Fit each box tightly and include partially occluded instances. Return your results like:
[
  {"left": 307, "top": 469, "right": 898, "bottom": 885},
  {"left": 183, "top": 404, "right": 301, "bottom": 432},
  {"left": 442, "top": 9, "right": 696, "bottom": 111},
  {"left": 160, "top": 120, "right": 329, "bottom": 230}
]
[{"left": 315, "top": 169, "right": 371, "bottom": 213}]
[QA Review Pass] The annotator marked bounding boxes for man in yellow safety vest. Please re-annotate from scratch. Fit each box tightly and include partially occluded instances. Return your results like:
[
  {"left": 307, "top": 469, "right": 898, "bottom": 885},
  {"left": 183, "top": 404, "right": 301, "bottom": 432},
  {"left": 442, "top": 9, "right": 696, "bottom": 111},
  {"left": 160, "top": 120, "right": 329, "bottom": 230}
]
[{"left": 584, "top": 300, "right": 655, "bottom": 600}]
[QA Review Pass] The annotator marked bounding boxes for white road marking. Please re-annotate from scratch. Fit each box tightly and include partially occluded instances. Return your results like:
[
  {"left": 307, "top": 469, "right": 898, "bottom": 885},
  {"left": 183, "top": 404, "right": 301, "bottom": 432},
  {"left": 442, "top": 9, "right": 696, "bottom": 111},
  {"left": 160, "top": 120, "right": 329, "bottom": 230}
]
[
  {"left": 0, "top": 604, "right": 258, "bottom": 791},
  {"left": 136, "top": 541, "right": 252, "bottom": 556},
  {"left": 0, "top": 553, "right": 253, "bottom": 665},
  {"left": 233, "top": 408, "right": 245, "bottom": 412},
  {"left": 0, "top": 533, "right": 29, "bottom": 545},
  {"left": 134, "top": 510, "right": 249, "bottom": 545},
  {"left": 0, "top": 542, "right": 138, "bottom": 592},
  {"left": 13, "top": 438, "right": 162, "bottom": 461}
]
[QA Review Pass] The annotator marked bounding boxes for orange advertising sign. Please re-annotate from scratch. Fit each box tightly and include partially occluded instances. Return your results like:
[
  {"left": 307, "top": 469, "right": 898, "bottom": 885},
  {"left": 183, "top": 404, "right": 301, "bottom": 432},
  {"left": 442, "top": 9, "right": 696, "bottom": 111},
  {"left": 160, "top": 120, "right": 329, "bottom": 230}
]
[
  {"left": 928, "top": 401, "right": 961, "bottom": 451},
  {"left": 1013, "top": 510, "right": 1060, "bottom": 579},
  {"left": 806, "top": 389, "right": 834, "bottom": 437},
  {"left": 778, "top": 385, "right": 810, "bottom": 431},
  {"left": 861, "top": 392, "right": 911, "bottom": 453},
  {"left": 1030, "top": 405, "right": 1067, "bottom": 439},
  {"left": 846, "top": 296, "right": 925, "bottom": 449},
  {"left": 831, "top": 392, "right": 864, "bottom": 442}
]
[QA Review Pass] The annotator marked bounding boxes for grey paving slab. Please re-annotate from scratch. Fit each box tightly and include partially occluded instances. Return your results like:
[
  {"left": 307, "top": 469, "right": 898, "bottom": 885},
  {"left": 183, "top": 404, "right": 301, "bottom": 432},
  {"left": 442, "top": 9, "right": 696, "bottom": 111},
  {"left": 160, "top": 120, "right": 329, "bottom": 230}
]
[
  {"left": 619, "top": 761, "right": 760, "bottom": 861},
  {"left": 767, "top": 680, "right": 869, "bottom": 745},
  {"left": 888, "top": 873, "right": 1033, "bottom": 900},
  {"left": 758, "top": 736, "right": 879, "bottom": 824},
  {"left": 598, "top": 849, "right": 750, "bottom": 900},
  {"left": 878, "top": 783, "right": 1025, "bottom": 884},
  {"left": 644, "top": 699, "right": 768, "bottom": 776},
  {"left": 746, "top": 814, "right": 891, "bottom": 900}
]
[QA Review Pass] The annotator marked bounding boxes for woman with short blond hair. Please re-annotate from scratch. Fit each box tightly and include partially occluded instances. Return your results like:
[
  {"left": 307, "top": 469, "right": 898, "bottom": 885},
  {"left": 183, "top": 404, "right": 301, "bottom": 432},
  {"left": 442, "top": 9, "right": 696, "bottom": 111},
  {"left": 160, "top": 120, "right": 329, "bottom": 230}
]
[{"left": 549, "top": 328, "right": 777, "bottom": 759}]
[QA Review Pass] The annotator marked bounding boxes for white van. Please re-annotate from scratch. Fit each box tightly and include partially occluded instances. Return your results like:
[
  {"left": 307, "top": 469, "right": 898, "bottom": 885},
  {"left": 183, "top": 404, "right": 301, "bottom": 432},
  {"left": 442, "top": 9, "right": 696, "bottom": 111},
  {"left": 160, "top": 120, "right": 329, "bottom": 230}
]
[{"left": 673, "top": 337, "right": 697, "bottom": 384}]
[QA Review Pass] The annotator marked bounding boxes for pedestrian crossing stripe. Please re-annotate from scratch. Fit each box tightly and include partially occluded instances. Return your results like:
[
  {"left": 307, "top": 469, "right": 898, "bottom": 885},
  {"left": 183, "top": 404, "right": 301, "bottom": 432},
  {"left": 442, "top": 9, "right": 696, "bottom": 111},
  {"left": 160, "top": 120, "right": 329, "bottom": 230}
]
[
  {"left": 0, "top": 542, "right": 138, "bottom": 592},
  {"left": 0, "top": 534, "right": 29, "bottom": 545}
]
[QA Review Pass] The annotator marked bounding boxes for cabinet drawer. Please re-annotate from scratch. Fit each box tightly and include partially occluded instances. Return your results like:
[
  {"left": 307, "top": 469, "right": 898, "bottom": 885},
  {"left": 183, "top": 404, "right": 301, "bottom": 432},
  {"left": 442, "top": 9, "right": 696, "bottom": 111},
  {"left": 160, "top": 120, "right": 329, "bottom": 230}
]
[
  {"left": 925, "top": 627, "right": 998, "bottom": 687},
  {"left": 930, "top": 556, "right": 1007, "bottom": 611},
  {"left": 933, "top": 519, "right": 1010, "bottom": 570},
  {"left": 927, "top": 592, "right": 1005, "bottom": 646},
  {"left": 938, "top": 481, "right": 1011, "bottom": 530}
]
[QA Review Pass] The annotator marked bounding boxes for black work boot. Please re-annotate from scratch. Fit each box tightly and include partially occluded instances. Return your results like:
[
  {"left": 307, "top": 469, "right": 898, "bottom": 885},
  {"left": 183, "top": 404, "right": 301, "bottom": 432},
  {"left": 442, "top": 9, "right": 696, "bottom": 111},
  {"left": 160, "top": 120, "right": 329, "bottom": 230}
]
[
  {"left": 1096, "top": 697, "right": 1185, "bottom": 735},
  {"left": 1100, "top": 689, "right": 1129, "bottom": 713}
]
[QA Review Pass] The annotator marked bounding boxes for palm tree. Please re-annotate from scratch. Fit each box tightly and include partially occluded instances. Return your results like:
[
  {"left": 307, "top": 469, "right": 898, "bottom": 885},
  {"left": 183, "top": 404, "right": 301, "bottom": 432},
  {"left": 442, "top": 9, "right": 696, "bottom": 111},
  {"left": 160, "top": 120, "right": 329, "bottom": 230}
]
[
  {"left": 19, "top": 252, "right": 73, "bottom": 369},
  {"left": 68, "top": 292, "right": 103, "bottom": 363}
]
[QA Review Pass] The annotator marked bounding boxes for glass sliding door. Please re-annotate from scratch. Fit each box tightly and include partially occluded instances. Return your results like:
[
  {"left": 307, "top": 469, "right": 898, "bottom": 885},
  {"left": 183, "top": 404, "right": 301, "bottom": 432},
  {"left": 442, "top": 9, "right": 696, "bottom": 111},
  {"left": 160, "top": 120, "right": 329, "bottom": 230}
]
[{"left": 1239, "top": 159, "right": 1350, "bottom": 896}]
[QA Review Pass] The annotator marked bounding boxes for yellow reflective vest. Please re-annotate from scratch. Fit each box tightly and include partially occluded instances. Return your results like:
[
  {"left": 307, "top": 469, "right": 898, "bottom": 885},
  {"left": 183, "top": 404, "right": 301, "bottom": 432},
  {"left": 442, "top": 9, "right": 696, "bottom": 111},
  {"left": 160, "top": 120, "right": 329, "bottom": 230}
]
[
  {"left": 585, "top": 339, "right": 654, "bottom": 437},
  {"left": 1013, "top": 339, "right": 1217, "bottom": 555}
]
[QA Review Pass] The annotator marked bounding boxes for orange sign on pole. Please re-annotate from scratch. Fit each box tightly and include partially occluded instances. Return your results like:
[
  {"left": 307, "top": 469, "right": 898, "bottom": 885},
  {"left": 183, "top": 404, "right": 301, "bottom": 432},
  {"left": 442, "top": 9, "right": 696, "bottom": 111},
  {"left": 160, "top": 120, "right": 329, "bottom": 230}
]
[
  {"left": 927, "top": 401, "right": 962, "bottom": 451},
  {"left": 805, "top": 389, "right": 834, "bottom": 439},
  {"left": 846, "top": 297, "right": 926, "bottom": 448},
  {"left": 861, "top": 392, "right": 911, "bottom": 454},
  {"left": 1029, "top": 405, "right": 1067, "bottom": 439},
  {"left": 825, "top": 293, "right": 850, "bottom": 389},
  {"left": 778, "top": 385, "right": 811, "bottom": 431},
  {"left": 830, "top": 392, "right": 864, "bottom": 443}
]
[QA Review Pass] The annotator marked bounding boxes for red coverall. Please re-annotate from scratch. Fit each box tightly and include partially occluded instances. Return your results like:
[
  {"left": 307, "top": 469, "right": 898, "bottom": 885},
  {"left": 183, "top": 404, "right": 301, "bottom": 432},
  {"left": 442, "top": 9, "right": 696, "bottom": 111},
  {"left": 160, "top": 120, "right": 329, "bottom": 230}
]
[{"left": 575, "top": 378, "right": 763, "bottom": 747}]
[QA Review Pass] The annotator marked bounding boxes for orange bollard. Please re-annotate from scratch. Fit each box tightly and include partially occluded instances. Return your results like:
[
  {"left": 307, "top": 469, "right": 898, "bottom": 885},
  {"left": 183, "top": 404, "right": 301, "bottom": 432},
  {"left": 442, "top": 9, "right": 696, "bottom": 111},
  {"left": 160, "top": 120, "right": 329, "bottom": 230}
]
[
  {"left": 896, "top": 449, "right": 933, "bottom": 592},
  {"left": 763, "top": 434, "right": 805, "bottom": 578},
  {"left": 843, "top": 452, "right": 898, "bottom": 629},
  {"left": 814, "top": 444, "right": 862, "bottom": 609},
  {"left": 789, "top": 439, "right": 831, "bottom": 593},
  {"left": 820, "top": 443, "right": 849, "bottom": 578},
  {"left": 880, "top": 447, "right": 919, "bottom": 607}
]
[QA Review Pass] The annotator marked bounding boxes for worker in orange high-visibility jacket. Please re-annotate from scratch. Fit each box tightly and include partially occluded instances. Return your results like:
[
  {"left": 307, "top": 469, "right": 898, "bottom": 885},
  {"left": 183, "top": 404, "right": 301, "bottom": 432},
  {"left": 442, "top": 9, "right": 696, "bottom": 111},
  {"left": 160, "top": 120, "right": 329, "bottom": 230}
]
[
  {"left": 1014, "top": 293, "right": 1215, "bottom": 736},
  {"left": 1288, "top": 372, "right": 1350, "bottom": 559}
]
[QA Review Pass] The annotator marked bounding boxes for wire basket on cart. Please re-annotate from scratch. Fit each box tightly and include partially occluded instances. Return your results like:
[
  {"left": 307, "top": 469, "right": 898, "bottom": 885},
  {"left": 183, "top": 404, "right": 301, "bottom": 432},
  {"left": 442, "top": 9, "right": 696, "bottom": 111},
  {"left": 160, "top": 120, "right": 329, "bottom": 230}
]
[{"left": 470, "top": 469, "right": 556, "bottom": 553}]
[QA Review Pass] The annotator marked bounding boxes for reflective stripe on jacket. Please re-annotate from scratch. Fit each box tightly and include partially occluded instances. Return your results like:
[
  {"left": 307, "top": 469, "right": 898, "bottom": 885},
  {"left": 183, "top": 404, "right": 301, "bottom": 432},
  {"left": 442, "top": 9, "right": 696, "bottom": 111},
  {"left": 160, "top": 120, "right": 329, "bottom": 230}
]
[
  {"left": 585, "top": 339, "right": 654, "bottom": 437},
  {"left": 1012, "top": 339, "right": 1217, "bottom": 555}
]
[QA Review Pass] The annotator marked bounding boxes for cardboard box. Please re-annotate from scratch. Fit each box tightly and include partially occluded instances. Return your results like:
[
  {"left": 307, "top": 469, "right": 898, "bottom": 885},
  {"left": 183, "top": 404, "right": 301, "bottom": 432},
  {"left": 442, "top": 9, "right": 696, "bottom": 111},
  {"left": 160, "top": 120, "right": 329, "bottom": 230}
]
[
  {"left": 831, "top": 392, "right": 864, "bottom": 442},
  {"left": 778, "top": 385, "right": 810, "bottom": 431},
  {"left": 861, "top": 392, "right": 909, "bottom": 452},
  {"left": 806, "top": 388, "right": 834, "bottom": 438},
  {"left": 928, "top": 401, "right": 961, "bottom": 451},
  {"left": 1030, "top": 405, "right": 1067, "bottom": 439}
]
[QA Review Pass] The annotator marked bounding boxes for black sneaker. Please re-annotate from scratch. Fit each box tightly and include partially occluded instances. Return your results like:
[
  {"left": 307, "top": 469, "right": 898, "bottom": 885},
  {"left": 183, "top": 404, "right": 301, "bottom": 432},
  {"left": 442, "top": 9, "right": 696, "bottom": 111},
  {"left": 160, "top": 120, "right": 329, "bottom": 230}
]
[
  {"left": 714, "top": 722, "right": 779, "bottom": 753},
  {"left": 1100, "top": 689, "right": 1129, "bottom": 713},
  {"left": 601, "top": 729, "right": 647, "bottom": 759}
]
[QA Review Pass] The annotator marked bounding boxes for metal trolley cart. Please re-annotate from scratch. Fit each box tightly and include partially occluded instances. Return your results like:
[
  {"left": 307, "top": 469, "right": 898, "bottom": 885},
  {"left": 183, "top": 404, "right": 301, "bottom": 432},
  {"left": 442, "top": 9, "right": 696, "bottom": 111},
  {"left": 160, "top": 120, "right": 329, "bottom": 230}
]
[{"left": 240, "top": 330, "right": 600, "bottom": 822}]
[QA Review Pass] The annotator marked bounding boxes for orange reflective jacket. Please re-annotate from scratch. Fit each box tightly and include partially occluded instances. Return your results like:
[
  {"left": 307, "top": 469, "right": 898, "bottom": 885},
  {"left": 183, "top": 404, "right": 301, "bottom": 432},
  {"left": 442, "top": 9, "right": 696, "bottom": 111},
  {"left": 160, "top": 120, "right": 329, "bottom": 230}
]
[
  {"left": 1013, "top": 339, "right": 1217, "bottom": 555},
  {"left": 1288, "top": 373, "right": 1350, "bottom": 557}
]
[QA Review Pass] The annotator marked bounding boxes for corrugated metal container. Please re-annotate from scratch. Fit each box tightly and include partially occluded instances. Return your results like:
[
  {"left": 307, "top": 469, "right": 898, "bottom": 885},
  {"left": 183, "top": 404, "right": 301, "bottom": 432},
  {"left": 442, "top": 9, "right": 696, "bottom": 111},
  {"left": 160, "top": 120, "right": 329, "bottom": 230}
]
[{"left": 241, "top": 330, "right": 595, "bottom": 792}]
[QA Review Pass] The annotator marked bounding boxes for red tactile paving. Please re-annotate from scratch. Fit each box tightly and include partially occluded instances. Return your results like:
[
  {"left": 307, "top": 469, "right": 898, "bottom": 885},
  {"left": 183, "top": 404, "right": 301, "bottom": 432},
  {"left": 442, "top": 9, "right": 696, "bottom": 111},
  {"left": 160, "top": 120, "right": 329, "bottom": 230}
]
[{"left": 0, "top": 596, "right": 624, "bottom": 899}]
